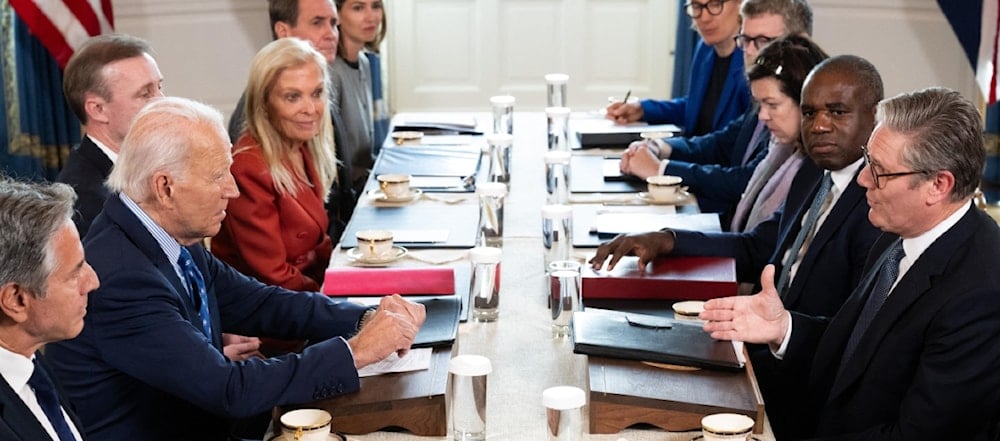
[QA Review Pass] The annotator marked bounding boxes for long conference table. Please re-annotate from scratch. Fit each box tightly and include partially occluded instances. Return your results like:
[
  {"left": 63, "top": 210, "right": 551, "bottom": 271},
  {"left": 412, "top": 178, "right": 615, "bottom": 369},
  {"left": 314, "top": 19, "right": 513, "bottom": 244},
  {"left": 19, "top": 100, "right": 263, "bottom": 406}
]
[{"left": 312, "top": 112, "right": 776, "bottom": 441}]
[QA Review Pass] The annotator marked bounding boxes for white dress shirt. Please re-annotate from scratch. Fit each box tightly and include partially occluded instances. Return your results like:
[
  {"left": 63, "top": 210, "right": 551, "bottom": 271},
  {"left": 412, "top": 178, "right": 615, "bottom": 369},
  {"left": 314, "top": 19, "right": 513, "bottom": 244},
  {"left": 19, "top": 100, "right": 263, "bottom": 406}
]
[{"left": 0, "top": 346, "right": 83, "bottom": 441}]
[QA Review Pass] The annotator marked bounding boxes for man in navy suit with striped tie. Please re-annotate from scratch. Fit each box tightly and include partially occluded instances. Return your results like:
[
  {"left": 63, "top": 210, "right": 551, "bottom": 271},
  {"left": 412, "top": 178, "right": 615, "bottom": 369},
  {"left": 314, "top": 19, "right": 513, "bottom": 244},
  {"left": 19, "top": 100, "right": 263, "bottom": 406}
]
[{"left": 0, "top": 178, "right": 99, "bottom": 441}]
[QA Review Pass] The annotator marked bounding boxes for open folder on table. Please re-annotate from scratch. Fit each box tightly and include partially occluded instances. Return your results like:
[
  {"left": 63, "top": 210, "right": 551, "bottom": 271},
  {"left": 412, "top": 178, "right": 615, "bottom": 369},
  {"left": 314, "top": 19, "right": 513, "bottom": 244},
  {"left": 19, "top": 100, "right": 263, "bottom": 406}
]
[
  {"left": 570, "top": 118, "right": 681, "bottom": 148},
  {"left": 572, "top": 308, "right": 744, "bottom": 371},
  {"left": 374, "top": 144, "right": 482, "bottom": 177}
]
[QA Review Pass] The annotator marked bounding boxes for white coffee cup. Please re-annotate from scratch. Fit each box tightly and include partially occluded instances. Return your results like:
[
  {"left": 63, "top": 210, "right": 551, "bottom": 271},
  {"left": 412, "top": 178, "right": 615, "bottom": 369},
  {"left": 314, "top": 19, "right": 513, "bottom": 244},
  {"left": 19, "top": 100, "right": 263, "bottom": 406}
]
[
  {"left": 701, "top": 413, "right": 754, "bottom": 441},
  {"left": 280, "top": 408, "right": 332, "bottom": 441},
  {"left": 645, "top": 175, "right": 683, "bottom": 201},
  {"left": 355, "top": 230, "right": 394, "bottom": 259},
  {"left": 377, "top": 174, "right": 411, "bottom": 200}
]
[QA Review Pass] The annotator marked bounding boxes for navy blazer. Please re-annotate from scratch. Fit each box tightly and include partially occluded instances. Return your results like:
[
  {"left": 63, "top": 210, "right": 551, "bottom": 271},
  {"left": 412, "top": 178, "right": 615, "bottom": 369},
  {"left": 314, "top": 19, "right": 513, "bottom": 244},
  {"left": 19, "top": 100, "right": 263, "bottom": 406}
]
[
  {"left": 46, "top": 195, "right": 369, "bottom": 441},
  {"left": 664, "top": 105, "right": 771, "bottom": 220},
  {"left": 56, "top": 136, "right": 112, "bottom": 238},
  {"left": 783, "top": 206, "right": 1000, "bottom": 440},
  {"left": 641, "top": 40, "right": 751, "bottom": 136},
  {"left": 0, "top": 353, "right": 85, "bottom": 441},
  {"left": 673, "top": 159, "right": 880, "bottom": 316}
]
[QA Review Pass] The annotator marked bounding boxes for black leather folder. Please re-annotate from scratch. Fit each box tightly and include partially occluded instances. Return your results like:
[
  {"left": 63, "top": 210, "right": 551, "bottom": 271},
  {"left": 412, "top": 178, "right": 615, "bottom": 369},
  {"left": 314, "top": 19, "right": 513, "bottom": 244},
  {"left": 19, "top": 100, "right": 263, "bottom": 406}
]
[
  {"left": 412, "top": 296, "right": 461, "bottom": 348},
  {"left": 570, "top": 155, "right": 645, "bottom": 193},
  {"left": 572, "top": 309, "right": 743, "bottom": 371},
  {"left": 374, "top": 145, "right": 482, "bottom": 177},
  {"left": 391, "top": 123, "right": 482, "bottom": 136}
]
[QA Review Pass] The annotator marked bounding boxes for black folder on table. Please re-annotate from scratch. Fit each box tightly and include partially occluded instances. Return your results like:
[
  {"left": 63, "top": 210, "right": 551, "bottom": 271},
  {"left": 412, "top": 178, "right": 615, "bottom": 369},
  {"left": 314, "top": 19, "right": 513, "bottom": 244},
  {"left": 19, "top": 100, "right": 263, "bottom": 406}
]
[
  {"left": 570, "top": 155, "right": 645, "bottom": 193},
  {"left": 412, "top": 296, "right": 461, "bottom": 348},
  {"left": 339, "top": 203, "right": 479, "bottom": 249},
  {"left": 374, "top": 145, "right": 482, "bottom": 178},
  {"left": 571, "top": 121, "right": 682, "bottom": 148},
  {"left": 571, "top": 206, "right": 715, "bottom": 248},
  {"left": 572, "top": 309, "right": 743, "bottom": 371}
]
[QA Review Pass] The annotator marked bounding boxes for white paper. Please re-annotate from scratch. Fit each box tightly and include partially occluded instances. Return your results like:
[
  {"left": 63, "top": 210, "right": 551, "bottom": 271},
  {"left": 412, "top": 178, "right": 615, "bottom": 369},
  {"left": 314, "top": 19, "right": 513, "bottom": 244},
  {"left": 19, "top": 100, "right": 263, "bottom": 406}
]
[
  {"left": 410, "top": 176, "right": 466, "bottom": 189},
  {"left": 357, "top": 347, "right": 433, "bottom": 378},
  {"left": 732, "top": 341, "right": 747, "bottom": 368},
  {"left": 392, "top": 229, "right": 449, "bottom": 243}
]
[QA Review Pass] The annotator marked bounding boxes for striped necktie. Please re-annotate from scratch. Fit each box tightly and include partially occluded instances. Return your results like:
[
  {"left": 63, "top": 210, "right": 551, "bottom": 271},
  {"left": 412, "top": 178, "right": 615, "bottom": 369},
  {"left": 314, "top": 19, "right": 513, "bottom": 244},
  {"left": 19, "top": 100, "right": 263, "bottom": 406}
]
[{"left": 776, "top": 173, "right": 833, "bottom": 295}]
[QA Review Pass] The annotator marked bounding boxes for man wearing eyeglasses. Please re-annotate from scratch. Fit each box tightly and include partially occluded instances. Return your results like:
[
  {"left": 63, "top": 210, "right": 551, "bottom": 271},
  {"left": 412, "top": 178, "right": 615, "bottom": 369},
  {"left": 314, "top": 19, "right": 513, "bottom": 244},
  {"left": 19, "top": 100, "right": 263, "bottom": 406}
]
[
  {"left": 607, "top": 0, "right": 750, "bottom": 137},
  {"left": 701, "top": 87, "right": 1000, "bottom": 441},
  {"left": 620, "top": 0, "right": 813, "bottom": 220}
]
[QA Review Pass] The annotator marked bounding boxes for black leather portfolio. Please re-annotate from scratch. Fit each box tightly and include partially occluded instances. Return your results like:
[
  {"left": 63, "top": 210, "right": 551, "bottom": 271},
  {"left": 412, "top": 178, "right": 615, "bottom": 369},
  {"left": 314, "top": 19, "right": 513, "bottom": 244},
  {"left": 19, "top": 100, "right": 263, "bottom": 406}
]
[
  {"left": 374, "top": 145, "right": 482, "bottom": 178},
  {"left": 570, "top": 155, "right": 645, "bottom": 193},
  {"left": 412, "top": 296, "right": 461, "bottom": 348},
  {"left": 571, "top": 122, "right": 681, "bottom": 148},
  {"left": 572, "top": 309, "right": 743, "bottom": 371}
]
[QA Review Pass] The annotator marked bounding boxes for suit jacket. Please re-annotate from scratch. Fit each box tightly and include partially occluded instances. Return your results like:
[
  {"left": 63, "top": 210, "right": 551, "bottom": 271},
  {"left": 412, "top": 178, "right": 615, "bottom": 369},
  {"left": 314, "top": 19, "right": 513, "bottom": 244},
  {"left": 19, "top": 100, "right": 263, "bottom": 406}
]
[
  {"left": 673, "top": 159, "right": 880, "bottom": 317},
  {"left": 56, "top": 136, "right": 112, "bottom": 238},
  {"left": 641, "top": 40, "right": 751, "bottom": 136},
  {"left": 0, "top": 353, "right": 85, "bottom": 441},
  {"left": 782, "top": 206, "right": 1000, "bottom": 440},
  {"left": 46, "top": 195, "right": 369, "bottom": 441},
  {"left": 663, "top": 106, "right": 771, "bottom": 220},
  {"left": 211, "top": 136, "right": 333, "bottom": 291}
]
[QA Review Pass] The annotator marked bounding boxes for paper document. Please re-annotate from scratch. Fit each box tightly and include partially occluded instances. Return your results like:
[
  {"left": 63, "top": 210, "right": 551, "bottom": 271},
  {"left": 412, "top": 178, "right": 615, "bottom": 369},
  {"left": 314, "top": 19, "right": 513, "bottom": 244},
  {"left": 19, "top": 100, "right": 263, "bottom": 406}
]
[
  {"left": 392, "top": 229, "right": 450, "bottom": 243},
  {"left": 357, "top": 347, "right": 433, "bottom": 378}
]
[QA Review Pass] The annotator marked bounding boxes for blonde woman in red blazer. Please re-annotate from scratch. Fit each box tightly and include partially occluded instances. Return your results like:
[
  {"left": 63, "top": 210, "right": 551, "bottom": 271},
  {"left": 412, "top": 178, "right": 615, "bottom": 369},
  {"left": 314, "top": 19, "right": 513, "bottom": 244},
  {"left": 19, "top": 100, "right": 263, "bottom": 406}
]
[{"left": 212, "top": 38, "right": 338, "bottom": 292}]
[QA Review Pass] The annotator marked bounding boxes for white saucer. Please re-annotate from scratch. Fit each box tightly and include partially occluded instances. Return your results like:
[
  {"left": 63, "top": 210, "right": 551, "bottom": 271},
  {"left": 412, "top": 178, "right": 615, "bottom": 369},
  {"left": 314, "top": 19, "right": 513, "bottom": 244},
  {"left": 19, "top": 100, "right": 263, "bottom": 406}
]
[
  {"left": 369, "top": 188, "right": 422, "bottom": 203},
  {"left": 672, "top": 300, "right": 706, "bottom": 319},
  {"left": 636, "top": 191, "right": 691, "bottom": 205},
  {"left": 266, "top": 432, "right": 345, "bottom": 441},
  {"left": 391, "top": 130, "right": 424, "bottom": 144},
  {"left": 345, "top": 246, "right": 408, "bottom": 266}
]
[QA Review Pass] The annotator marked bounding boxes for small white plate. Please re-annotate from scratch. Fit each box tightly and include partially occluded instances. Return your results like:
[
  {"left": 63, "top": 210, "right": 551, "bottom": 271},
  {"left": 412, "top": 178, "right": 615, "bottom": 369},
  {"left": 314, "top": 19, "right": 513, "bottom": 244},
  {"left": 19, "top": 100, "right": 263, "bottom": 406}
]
[
  {"left": 672, "top": 300, "right": 706, "bottom": 318},
  {"left": 266, "top": 432, "right": 345, "bottom": 441},
  {"left": 369, "top": 188, "right": 422, "bottom": 204},
  {"left": 636, "top": 191, "right": 692, "bottom": 205},
  {"left": 345, "top": 246, "right": 408, "bottom": 266}
]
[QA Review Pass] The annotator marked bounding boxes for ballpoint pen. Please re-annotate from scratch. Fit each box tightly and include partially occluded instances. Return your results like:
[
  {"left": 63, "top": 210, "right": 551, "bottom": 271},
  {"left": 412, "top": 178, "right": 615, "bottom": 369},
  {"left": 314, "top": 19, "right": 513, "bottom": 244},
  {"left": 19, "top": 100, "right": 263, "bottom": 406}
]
[{"left": 621, "top": 89, "right": 632, "bottom": 106}]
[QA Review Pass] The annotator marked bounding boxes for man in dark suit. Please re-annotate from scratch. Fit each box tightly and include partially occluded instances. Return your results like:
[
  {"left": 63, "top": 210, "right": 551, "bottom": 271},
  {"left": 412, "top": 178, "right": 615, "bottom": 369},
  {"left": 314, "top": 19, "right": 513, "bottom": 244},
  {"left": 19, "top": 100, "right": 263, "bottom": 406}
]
[
  {"left": 56, "top": 34, "right": 163, "bottom": 238},
  {"left": 619, "top": 0, "right": 813, "bottom": 219},
  {"left": 702, "top": 87, "right": 1000, "bottom": 440},
  {"left": 45, "top": 97, "right": 425, "bottom": 441},
  {"left": 0, "top": 178, "right": 99, "bottom": 441}
]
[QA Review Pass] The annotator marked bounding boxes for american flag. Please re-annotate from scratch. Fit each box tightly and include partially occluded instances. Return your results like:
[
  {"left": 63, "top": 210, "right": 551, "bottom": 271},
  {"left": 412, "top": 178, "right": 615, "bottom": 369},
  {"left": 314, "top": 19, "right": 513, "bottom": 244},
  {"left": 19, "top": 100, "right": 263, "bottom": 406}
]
[
  {"left": 8, "top": 0, "right": 114, "bottom": 68},
  {"left": 937, "top": 0, "right": 999, "bottom": 104}
]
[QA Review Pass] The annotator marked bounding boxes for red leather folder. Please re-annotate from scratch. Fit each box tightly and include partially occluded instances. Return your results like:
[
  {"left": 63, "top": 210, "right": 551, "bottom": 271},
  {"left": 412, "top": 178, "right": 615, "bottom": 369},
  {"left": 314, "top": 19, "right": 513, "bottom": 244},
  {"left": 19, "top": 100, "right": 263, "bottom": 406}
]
[
  {"left": 323, "top": 267, "right": 455, "bottom": 296},
  {"left": 582, "top": 256, "right": 737, "bottom": 300}
]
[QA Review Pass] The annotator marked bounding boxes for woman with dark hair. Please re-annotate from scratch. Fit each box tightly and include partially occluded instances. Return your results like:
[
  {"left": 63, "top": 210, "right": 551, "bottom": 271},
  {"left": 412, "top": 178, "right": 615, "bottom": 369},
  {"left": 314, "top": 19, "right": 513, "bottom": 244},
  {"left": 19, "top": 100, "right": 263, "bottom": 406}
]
[{"left": 731, "top": 35, "right": 829, "bottom": 232}]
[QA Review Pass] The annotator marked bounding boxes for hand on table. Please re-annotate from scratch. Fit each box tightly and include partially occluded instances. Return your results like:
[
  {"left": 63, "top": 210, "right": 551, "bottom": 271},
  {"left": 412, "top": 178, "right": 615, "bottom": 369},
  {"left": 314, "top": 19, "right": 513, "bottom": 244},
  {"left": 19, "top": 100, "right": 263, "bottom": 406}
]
[
  {"left": 348, "top": 295, "right": 426, "bottom": 368},
  {"left": 588, "top": 231, "right": 676, "bottom": 271},
  {"left": 222, "top": 333, "right": 264, "bottom": 361},
  {"left": 620, "top": 141, "right": 663, "bottom": 180},
  {"left": 700, "top": 265, "right": 790, "bottom": 347},
  {"left": 605, "top": 101, "right": 643, "bottom": 125}
]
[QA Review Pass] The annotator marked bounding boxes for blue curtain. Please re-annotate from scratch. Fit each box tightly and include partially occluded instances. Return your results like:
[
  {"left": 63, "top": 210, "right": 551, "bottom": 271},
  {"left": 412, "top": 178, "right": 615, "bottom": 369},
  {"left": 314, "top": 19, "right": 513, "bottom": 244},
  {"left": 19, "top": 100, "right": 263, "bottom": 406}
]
[
  {"left": 366, "top": 51, "right": 390, "bottom": 157},
  {"left": 984, "top": 103, "right": 999, "bottom": 202},
  {"left": 670, "top": 0, "right": 698, "bottom": 98},
  {"left": 0, "top": 8, "right": 80, "bottom": 181}
]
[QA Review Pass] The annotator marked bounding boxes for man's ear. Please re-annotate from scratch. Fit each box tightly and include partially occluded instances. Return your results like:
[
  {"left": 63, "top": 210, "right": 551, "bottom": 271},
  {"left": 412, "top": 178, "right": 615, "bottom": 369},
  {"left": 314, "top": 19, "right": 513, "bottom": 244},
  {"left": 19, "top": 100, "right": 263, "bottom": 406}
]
[
  {"left": 83, "top": 92, "right": 110, "bottom": 125},
  {"left": 151, "top": 172, "right": 175, "bottom": 206},
  {"left": 274, "top": 21, "right": 292, "bottom": 39},
  {"left": 0, "top": 283, "right": 30, "bottom": 324}
]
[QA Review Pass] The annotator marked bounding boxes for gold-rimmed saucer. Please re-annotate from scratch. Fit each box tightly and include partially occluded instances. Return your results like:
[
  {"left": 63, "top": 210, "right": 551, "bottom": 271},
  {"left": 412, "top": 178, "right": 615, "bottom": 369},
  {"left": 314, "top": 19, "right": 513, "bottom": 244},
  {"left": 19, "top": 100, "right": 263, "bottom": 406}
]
[{"left": 345, "top": 246, "right": 408, "bottom": 266}]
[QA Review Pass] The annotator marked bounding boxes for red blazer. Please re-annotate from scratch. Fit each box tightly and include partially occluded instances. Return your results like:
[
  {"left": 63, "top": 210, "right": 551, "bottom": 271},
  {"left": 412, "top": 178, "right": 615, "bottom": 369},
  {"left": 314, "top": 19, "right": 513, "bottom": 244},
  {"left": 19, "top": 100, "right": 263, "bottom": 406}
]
[{"left": 212, "top": 135, "right": 332, "bottom": 291}]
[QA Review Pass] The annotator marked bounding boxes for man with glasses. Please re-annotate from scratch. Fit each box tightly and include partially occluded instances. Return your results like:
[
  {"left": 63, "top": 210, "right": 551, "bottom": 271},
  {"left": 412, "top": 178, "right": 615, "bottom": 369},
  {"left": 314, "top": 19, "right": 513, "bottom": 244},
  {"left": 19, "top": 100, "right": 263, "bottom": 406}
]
[
  {"left": 620, "top": 0, "right": 812, "bottom": 220},
  {"left": 593, "top": 55, "right": 884, "bottom": 439},
  {"left": 701, "top": 87, "right": 1000, "bottom": 441},
  {"left": 607, "top": 0, "right": 749, "bottom": 137}
]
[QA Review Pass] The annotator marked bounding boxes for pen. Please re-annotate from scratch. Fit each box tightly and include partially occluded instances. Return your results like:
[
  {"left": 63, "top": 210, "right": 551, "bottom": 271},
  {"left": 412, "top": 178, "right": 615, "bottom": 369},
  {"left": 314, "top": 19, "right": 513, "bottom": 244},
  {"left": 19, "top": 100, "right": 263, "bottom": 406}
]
[{"left": 621, "top": 89, "right": 632, "bottom": 106}]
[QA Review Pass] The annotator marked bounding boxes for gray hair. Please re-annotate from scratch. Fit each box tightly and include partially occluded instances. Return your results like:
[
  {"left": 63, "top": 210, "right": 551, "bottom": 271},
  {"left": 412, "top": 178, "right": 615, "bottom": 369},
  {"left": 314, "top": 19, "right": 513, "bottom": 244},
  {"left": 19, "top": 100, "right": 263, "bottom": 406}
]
[
  {"left": 0, "top": 178, "right": 76, "bottom": 297},
  {"left": 741, "top": 0, "right": 813, "bottom": 36},
  {"left": 107, "top": 97, "right": 226, "bottom": 202},
  {"left": 877, "top": 87, "right": 985, "bottom": 201}
]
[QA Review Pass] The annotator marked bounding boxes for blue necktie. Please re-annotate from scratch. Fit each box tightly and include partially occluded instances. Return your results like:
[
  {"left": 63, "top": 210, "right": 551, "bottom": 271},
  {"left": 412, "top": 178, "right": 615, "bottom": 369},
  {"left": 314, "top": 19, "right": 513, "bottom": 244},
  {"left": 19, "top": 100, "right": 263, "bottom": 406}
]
[
  {"left": 838, "top": 240, "right": 905, "bottom": 374},
  {"left": 178, "top": 247, "right": 213, "bottom": 339},
  {"left": 776, "top": 173, "right": 833, "bottom": 295},
  {"left": 28, "top": 360, "right": 77, "bottom": 441}
]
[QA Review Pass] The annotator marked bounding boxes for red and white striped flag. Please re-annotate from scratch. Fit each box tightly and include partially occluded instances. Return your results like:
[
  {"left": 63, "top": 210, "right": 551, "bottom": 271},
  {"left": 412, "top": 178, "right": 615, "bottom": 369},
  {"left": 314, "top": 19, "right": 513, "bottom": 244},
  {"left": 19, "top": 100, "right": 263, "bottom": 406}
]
[{"left": 8, "top": 0, "right": 114, "bottom": 68}]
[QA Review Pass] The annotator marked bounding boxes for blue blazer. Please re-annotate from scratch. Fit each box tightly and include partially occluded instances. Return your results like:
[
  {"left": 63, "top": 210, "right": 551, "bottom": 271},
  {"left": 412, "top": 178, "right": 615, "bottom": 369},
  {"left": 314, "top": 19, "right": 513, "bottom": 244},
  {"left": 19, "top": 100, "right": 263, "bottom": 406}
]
[
  {"left": 56, "top": 136, "right": 112, "bottom": 238},
  {"left": 672, "top": 159, "right": 880, "bottom": 316},
  {"left": 46, "top": 195, "right": 370, "bottom": 441},
  {"left": 663, "top": 105, "right": 771, "bottom": 220},
  {"left": 783, "top": 206, "right": 1000, "bottom": 440},
  {"left": 0, "top": 353, "right": 86, "bottom": 441},
  {"left": 640, "top": 40, "right": 751, "bottom": 136}
]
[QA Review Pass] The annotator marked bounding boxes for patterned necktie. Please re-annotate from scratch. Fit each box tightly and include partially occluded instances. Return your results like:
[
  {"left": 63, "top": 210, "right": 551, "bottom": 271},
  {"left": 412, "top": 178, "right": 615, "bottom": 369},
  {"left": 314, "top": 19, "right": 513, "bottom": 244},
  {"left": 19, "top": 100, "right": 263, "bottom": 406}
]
[
  {"left": 178, "top": 247, "right": 213, "bottom": 339},
  {"left": 776, "top": 173, "right": 833, "bottom": 295},
  {"left": 28, "top": 360, "right": 77, "bottom": 441},
  {"left": 838, "top": 240, "right": 905, "bottom": 373}
]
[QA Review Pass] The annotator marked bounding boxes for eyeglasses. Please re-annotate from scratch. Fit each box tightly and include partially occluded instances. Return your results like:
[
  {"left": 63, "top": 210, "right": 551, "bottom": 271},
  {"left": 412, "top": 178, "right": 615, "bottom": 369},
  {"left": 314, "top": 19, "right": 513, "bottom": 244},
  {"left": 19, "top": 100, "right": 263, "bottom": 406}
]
[
  {"left": 734, "top": 34, "right": 777, "bottom": 50},
  {"left": 685, "top": 0, "right": 730, "bottom": 19},
  {"left": 861, "top": 145, "right": 936, "bottom": 188}
]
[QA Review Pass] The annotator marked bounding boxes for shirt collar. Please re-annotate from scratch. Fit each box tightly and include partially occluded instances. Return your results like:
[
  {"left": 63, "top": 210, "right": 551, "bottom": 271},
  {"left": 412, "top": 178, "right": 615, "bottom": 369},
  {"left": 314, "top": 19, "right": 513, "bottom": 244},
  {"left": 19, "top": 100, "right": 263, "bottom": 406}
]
[
  {"left": 829, "top": 157, "right": 865, "bottom": 196},
  {"left": 119, "top": 193, "right": 183, "bottom": 275},
  {"left": 902, "top": 201, "right": 972, "bottom": 264},
  {"left": 87, "top": 135, "right": 118, "bottom": 164},
  {"left": 0, "top": 345, "right": 34, "bottom": 392}
]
